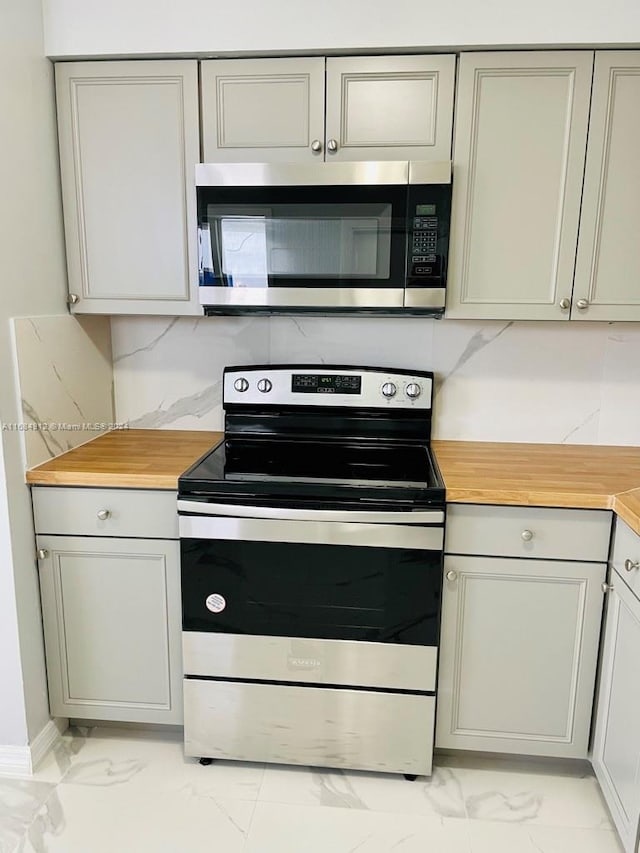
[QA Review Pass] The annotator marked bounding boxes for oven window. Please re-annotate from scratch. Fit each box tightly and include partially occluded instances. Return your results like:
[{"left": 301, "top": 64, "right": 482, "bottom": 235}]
[
  {"left": 181, "top": 538, "right": 441, "bottom": 646},
  {"left": 197, "top": 184, "right": 407, "bottom": 289}
]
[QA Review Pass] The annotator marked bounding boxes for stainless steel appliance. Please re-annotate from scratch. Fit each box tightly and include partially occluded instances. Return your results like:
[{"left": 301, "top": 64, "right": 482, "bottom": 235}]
[
  {"left": 196, "top": 162, "right": 451, "bottom": 315},
  {"left": 178, "top": 365, "right": 445, "bottom": 777}
]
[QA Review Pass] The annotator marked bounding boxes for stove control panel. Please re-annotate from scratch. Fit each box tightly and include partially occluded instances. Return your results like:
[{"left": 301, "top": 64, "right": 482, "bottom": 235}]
[{"left": 224, "top": 367, "right": 433, "bottom": 410}]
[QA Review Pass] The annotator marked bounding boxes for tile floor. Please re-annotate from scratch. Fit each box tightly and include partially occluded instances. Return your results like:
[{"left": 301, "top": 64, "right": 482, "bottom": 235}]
[{"left": 1, "top": 726, "right": 622, "bottom": 853}]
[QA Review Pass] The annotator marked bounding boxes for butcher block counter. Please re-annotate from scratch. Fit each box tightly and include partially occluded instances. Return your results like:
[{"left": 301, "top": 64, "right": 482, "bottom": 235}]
[
  {"left": 26, "top": 429, "right": 222, "bottom": 489},
  {"left": 26, "top": 431, "right": 640, "bottom": 533}
]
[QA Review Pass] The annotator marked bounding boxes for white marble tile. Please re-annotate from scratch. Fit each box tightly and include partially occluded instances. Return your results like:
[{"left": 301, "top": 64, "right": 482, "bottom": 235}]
[
  {"left": 431, "top": 320, "right": 607, "bottom": 443},
  {"left": 597, "top": 324, "right": 640, "bottom": 445},
  {"left": 55, "top": 726, "right": 264, "bottom": 801},
  {"left": 467, "top": 820, "right": 623, "bottom": 853},
  {"left": 12, "top": 315, "right": 113, "bottom": 467},
  {"left": 453, "top": 764, "right": 611, "bottom": 828},
  {"left": 258, "top": 763, "right": 466, "bottom": 818},
  {"left": 268, "top": 316, "right": 435, "bottom": 371},
  {"left": 245, "top": 801, "right": 470, "bottom": 853},
  {"left": 0, "top": 779, "right": 54, "bottom": 853},
  {"left": 111, "top": 315, "right": 270, "bottom": 430},
  {"left": 19, "top": 783, "right": 254, "bottom": 853}
]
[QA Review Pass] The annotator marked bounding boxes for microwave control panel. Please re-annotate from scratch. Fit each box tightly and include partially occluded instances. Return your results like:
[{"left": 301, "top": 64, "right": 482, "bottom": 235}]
[{"left": 407, "top": 186, "right": 451, "bottom": 288}]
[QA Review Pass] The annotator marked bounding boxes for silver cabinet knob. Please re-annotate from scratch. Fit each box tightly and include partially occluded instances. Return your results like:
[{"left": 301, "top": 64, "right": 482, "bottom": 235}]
[
  {"left": 405, "top": 382, "right": 422, "bottom": 399},
  {"left": 327, "top": 138, "right": 338, "bottom": 153},
  {"left": 381, "top": 382, "right": 397, "bottom": 399},
  {"left": 624, "top": 558, "right": 640, "bottom": 572},
  {"left": 67, "top": 293, "right": 80, "bottom": 305},
  {"left": 576, "top": 298, "right": 589, "bottom": 310},
  {"left": 234, "top": 377, "right": 249, "bottom": 393},
  {"left": 446, "top": 570, "right": 458, "bottom": 581},
  {"left": 37, "top": 548, "right": 49, "bottom": 560},
  {"left": 311, "top": 139, "right": 322, "bottom": 153},
  {"left": 559, "top": 297, "right": 571, "bottom": 310},
  {"left": 96, "top": 509, "right": 111, "bottom": 520},
  {"left": 521, "top": 529, "right": 534, "bottom": 542},
  {"left": 602, "top": 581, "right": 613, "bottom": 593},
  {"left": 257, "top": 378, "right": 272, "bottom": 393}
]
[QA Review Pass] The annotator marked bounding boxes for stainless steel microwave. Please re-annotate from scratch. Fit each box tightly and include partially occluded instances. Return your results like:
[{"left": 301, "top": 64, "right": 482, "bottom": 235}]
[{"left": 196, "top": 161, "right": 452, "bottom": 315}]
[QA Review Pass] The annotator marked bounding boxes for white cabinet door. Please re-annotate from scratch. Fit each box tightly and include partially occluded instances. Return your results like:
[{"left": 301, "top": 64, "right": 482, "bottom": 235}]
[
  {"left": 201, "top": 58, "right": 325, "bottom": 162},
  {"left": 436, "top": 555, "right": 606, "bottom": 757},
  {"left": 593, "top": 573, "right": 640, "bottom": 853},
  {"left": 325, "top": 55, "right": 455, "bottom": 162},
  {"left": 56, "top": 60, "right": 200, "bottom": 315},
  {"left": 37, "top": 535, "right": 182, "bottom": 724},
  {"left": 573, "top": 52, "right": 640, "bottom": 322},
  {"left": 446, "top": 52, "right": 593, "bottom": 320}
]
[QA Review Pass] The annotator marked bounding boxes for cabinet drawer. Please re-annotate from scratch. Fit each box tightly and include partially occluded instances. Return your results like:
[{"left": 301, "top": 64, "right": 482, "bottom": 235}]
[
  {"left": 445, "top": 504, "right": 611, "bottom": 562},
  {"left": 32, "top": 487, "right": 177, "bottom": 539},
  {"left": 611, "top": 517, "right": 640, "bottom": 600}
]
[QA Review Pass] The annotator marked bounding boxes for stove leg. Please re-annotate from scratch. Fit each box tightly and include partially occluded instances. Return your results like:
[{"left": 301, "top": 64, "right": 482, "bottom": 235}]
[
  {"left": 199, "top": 757, "right": 214, "bottom": 766},
  {"left": 403, "top": 773, "right": 418, "bottom": 782}
]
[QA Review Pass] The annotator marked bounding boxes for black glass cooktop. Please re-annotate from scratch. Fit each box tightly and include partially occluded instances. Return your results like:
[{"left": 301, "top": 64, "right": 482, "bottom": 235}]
[{"left": 179, "top": 438, "right": 444, "bottom": 506}]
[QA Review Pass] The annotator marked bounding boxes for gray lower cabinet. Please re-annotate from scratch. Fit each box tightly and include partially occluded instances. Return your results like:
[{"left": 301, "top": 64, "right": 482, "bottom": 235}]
[
  {"left": 437, "top": 504, "right": 610, "bottom": 758},
  {"left": 592, "top": 547, "right": 640, "bottom": 851},
  {"left": 37, "top": 535, "right": 182, "bottom": 724}
]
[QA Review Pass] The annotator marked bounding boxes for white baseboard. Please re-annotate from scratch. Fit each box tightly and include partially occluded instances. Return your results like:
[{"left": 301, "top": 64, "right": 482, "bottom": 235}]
[{"left": 0, "top": 717, "right": 67, "bottom": 777}]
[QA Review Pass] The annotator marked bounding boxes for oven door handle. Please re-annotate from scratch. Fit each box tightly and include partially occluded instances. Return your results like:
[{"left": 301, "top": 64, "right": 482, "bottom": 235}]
[
  {"left": 177, "top": 500, "right": 444, "bottom": 525},
  {"left": 179, "top": 515, "right": 443, "bottom": 551}
]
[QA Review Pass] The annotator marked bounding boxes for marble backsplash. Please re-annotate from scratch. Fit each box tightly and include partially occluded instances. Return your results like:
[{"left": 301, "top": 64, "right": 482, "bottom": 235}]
[
  {"left": 12, "top": 315, "right": 114, "bottom": 467},
  {"left": 110, "top": 315, "right": 640, "bottom": 446}
]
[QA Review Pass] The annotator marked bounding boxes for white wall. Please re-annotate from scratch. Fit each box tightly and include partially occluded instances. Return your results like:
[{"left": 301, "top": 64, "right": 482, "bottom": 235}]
[
  {"left": 0, "top": 0, "right": 69, "bottom": 747},
  {"left": 43, "top": 0, "right": 640, "bottom": 58},
  {"left": 111, "top": 316, "right": 640, "bottom": 446}
]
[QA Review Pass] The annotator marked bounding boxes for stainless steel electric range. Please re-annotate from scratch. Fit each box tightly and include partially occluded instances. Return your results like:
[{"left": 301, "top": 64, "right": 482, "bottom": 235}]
[{"left": 177, "top": 365, "right": 445, "bottom": 778}]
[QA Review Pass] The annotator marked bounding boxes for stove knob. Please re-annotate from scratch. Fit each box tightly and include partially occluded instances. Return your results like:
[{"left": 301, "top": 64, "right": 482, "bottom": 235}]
[
  {"left": 233, "top": 377, "right": 249, "bottom": 393},
  {"left": 257, "top": 378, "right": 272, "bottom": 393},
  {"left": 381, "top": 382, "right": 397, "bottom": 399},
  {"left": 406, "top": 382, "right": 422, "bottom": 399}
]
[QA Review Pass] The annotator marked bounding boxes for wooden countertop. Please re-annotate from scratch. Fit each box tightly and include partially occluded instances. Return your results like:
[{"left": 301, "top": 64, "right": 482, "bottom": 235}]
[
  {"left": 433, "top": 440, "right": 640, "bottom": 534},
  {"left": 26, "top": 431, "right": 640, "bottom": 535},
  {"left": 26, "top": 429, "right": 222, "bottom": 489}
]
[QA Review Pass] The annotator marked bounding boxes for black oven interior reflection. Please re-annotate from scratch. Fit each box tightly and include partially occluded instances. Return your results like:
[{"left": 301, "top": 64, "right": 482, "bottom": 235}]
[{"left": 181, "top": 537, "right": 442, "bottom": 645}]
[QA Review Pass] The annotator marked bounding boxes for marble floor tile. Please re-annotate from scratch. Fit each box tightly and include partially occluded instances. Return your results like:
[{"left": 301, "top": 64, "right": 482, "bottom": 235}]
[
  {"left": 258, "top": 763, "right": 466, "bottom": 818},
  {"left": 245, "top": 801, "right": 471, "bottom": 853},
  {"left": 18, "top": 784, "right": 255, "bottom": 853},
  {"left": 0, "top": 780, "right": 54, "bottom": 853},
  {"left": 56, "top": 727, "right": 264, "bottom": 801},
  {"left": 467, "top": 819, "right": 623, "bottom": 853}
]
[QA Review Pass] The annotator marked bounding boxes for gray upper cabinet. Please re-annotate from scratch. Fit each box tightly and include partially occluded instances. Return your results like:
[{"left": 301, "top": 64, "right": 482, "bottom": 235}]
[
  {"left": 324, "top": 55, "right": 455, "bottom": 162},
  {"left": 446, "top": 51, "right": 594, "bottom": 320},
  {"left": 201, "top": 55, "right": 455, "bottom": 163},
  {"left": 572, "top": 52, "right": 640, "bottom": 322},
  {"left": 201, "top": 58, "right": 325, "bottom": 163},
  {"left": 56, "top": 60, "right": 201, "bottom": 315}
]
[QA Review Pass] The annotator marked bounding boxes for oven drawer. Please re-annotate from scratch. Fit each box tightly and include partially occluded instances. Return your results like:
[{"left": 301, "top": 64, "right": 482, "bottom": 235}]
[
  {"left": 32, "top": 487, "right": 178, "bottom": 539},
  {"left": 611, "top": 517, "right": 640, "bottom": 599},
  {"left": 183, "top": 632, "right": 436, "bottom": 692},
  {"left": 184, "top": 678, "right": 435, "bottom": 775},
  {"left": 445, "top": 504, "right": 611, "bottom": 562}
]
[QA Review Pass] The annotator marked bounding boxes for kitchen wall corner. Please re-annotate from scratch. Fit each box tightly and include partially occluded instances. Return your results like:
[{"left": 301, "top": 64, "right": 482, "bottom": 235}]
[{"left": 12, "top": 314, "right": 114, "bottom": 468}]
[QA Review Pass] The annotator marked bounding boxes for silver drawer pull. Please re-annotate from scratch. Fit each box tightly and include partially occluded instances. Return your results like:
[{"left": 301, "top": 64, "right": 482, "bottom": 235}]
[
  {"left": 624, "top": 558, "right": 639, "bottom": 572},
  {"left": 37, "top": 548, "right": 49, "bottom": 560},
  {"left": 602, "top": 582, "right": 613, "bottom": 593},
  {"left": 521, "top": 529, "right": 534, "bottom": 542},
  {"left": 446, "top": 570, "right": 457, "bottom": 582},
  {"left": 96, "top": 509, "right": 111, "bottom": 520}
]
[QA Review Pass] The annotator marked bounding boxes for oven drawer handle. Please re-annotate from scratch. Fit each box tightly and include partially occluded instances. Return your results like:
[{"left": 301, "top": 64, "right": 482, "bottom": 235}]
[{"left": 177, "top": 500, "right": 444, "bottom": 525}]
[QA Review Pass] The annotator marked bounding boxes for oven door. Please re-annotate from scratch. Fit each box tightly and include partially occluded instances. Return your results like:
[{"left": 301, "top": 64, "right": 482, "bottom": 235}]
[
  {"left": 179, "top": 511, "right": 443, "bottom": 693},
  {"left": 196, "top": 166, "right": 409, "bottom": 309}
]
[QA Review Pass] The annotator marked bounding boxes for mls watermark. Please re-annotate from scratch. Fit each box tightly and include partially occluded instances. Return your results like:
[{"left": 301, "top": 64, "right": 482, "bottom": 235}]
[{"left": 1, "top": 422, "right": 129, "bottom": 432}]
